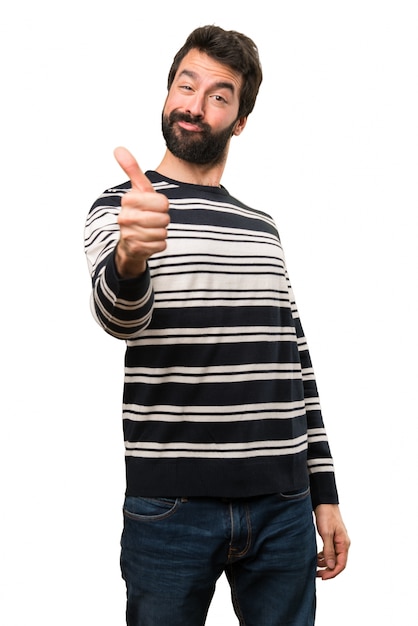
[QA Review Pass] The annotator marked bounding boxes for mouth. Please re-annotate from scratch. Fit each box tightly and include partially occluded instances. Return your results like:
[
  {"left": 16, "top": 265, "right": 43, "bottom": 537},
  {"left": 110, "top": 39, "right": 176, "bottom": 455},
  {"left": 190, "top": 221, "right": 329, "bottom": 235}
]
[{"left": 177, "top": 120, "right": 204, "bottom": 132}]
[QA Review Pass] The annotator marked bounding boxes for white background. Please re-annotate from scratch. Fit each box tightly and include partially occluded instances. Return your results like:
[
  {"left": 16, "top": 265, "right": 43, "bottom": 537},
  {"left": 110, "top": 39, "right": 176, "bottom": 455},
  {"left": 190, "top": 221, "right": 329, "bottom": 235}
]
[{"left": 1, "top": 1, "right": 417, "bottom": 624}]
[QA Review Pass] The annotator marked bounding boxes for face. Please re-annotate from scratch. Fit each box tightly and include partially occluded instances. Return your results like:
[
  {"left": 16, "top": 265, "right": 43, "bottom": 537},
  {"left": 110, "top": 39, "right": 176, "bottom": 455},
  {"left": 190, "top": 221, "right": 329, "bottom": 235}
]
[{"left": 162, "top": 49, "right": 247, "bottom": 166}]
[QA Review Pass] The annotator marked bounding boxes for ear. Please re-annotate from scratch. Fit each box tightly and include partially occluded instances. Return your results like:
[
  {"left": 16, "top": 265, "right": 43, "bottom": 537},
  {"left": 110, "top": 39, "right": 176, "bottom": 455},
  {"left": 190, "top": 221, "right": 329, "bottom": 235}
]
[{"left": 232, "top": 116, "right": 247, "bottom": 136}]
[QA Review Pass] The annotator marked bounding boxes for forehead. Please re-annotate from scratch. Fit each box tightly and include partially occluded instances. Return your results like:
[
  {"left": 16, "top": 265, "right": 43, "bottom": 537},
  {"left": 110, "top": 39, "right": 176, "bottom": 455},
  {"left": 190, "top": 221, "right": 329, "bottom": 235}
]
[{"left": 174, "top": 49, "right": 242, "bottom": 92}]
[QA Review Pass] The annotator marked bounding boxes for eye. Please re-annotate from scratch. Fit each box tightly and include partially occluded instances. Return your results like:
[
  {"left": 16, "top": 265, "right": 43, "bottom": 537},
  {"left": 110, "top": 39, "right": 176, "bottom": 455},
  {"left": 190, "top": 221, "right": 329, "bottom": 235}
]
[{"left": 211, "top": 94, "right": 227, "bottom": 104}]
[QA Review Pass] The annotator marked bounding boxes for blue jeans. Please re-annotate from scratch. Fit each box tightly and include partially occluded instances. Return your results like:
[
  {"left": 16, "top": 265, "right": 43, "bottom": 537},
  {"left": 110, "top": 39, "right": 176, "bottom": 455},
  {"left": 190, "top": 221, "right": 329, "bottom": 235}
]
[{"left": 120, "top": 490, "right": 317, "bottom": 625}]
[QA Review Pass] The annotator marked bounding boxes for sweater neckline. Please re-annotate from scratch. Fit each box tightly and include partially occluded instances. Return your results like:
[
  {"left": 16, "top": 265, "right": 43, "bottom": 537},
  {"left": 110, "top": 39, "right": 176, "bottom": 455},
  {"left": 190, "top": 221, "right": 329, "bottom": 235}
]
[{"left": 145, "top": 170, "right": 229, "bottom": 195}]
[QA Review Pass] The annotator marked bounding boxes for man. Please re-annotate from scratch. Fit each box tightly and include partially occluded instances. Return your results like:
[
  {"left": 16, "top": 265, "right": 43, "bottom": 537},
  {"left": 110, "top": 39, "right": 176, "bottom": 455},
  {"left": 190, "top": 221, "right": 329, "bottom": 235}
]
[{"left": 85, "top": 25, "right": 350, "bottom": 626}]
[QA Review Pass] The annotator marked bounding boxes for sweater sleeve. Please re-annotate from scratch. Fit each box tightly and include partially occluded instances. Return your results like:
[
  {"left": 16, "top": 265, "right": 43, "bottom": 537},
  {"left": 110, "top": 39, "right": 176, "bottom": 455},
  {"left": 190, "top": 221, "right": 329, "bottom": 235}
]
[
  {"left": 285, "top": 269, "right": 339, "bottom": 508},
  {"left": 84, "top": 187, "right": 154, "bottom": 339}
]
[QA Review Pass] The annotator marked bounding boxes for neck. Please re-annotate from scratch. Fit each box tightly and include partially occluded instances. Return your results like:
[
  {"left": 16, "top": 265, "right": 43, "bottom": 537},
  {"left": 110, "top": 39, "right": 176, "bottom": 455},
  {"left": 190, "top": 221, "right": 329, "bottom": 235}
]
[{"left": 155, "top": 150, "right": 227, "bottom": 187}]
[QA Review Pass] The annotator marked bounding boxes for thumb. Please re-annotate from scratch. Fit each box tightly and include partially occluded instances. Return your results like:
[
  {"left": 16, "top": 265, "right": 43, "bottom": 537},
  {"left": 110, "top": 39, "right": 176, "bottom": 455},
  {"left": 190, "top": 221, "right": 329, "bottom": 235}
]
[
  {"left": 322, "top": 538, "right": 336, "bottom": 570},
  {"left": 114, "top": 146, "right": 154, "bottom": 192}
]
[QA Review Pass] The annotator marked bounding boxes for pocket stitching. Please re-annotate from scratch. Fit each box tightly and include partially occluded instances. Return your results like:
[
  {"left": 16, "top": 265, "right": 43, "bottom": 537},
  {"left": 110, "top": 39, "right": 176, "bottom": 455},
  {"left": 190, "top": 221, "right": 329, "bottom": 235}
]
[
  {"left": 123, "top": 496, "right": 180, "bottom": 522},
  {"left": 279, "top": 486, "right": 310, "bottom": 501}
]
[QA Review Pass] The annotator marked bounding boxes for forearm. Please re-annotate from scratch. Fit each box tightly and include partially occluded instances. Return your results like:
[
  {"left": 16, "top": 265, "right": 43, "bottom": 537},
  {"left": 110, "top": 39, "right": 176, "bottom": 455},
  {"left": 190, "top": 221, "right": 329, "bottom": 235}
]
[
  {"left": 85, "top": 189, "right": 156, "bottom": 339},
  {"left": 299, "top": 342, "right": 339, "bottom": 506},
  {"left": 91, "top": 250, "right": 154, "bottom": 339}
]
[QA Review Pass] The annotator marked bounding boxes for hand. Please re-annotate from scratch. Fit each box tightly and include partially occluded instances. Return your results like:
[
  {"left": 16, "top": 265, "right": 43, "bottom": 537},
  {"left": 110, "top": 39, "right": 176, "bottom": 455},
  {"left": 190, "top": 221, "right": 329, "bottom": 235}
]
[
  {"left": 113, "top": 146, "right": 170, "bottom": 278},
  {"left": 314, "top": 504, "right": 350, "bottom": 580}
]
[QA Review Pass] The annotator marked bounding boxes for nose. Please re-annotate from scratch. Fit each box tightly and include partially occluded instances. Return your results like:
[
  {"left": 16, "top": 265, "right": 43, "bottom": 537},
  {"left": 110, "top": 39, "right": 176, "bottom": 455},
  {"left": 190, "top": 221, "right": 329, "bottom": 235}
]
[{"left": 185, "top": 93, "right": 205, "bottom": 118}]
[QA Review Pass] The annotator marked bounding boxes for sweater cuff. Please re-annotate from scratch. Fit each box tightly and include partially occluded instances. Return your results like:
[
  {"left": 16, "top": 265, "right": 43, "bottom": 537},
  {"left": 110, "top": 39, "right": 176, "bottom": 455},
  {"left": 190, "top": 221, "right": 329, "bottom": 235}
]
[
  {"left": 106, "top": 250, "right": 151, "bottom": 299},
  {"left": 309, "top": 472, "right": 339, "bottom": 509}
]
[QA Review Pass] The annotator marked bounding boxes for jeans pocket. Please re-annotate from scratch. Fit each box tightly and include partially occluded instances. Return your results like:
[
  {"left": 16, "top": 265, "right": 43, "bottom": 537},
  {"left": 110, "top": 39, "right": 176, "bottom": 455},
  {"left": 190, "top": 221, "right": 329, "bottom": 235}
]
[
  {"left": 123, "top": 496, "right": 179, "bottom": 522},
  {"left": 278, "top": 485, "right": 310, "bottom": 501}
]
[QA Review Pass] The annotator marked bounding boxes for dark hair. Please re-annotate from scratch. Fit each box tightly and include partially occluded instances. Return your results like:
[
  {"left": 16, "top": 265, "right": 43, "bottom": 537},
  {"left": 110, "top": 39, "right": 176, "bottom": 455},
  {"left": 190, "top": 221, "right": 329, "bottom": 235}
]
[{"left": 167, "top": 25, "right": 263, "bottom": 119}]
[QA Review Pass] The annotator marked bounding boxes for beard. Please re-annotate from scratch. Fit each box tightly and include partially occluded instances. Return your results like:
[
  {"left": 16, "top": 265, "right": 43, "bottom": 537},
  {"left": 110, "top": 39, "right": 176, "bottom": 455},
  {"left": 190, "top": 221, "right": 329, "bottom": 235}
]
[{"left": 162, "top": 110, "right": 237, "bottom": 166}]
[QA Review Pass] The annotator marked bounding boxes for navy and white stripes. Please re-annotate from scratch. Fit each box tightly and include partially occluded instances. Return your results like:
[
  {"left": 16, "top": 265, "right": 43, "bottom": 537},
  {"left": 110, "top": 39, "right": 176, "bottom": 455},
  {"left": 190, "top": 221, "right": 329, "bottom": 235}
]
[{"left": 84, "top": 172, "right": 338, "bottom": 506}]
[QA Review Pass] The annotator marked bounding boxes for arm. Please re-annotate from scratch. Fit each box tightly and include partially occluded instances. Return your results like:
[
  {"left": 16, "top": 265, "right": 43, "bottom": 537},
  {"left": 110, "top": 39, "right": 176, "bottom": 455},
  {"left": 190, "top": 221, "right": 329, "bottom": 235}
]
[
  {"left": 285, "top": 271, "right": 350, "bottom": 577},
  {"left": 84, "top": 147, "right": 170, "bottom": 339}
]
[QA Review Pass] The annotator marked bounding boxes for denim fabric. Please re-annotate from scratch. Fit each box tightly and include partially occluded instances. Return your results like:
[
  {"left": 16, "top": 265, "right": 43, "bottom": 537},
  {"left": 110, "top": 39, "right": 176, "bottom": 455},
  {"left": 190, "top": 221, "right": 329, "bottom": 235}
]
[{"left": 120, "top": 489, "right": 317, "bottom": 625}]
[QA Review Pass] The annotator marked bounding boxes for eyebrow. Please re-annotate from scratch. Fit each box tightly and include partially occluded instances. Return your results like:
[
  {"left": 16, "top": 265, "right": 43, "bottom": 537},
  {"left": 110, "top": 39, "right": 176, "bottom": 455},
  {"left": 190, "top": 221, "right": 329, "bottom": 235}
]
[{"left": 178, "top": 69, "right": 236, "bottom": 94}]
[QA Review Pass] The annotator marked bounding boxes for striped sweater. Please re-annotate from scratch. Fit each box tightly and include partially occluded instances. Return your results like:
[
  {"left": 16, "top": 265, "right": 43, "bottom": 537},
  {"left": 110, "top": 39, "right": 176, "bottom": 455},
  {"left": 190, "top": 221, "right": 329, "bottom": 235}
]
[{"left": 84, "top": 171, "right": 338, "bottom": 508}]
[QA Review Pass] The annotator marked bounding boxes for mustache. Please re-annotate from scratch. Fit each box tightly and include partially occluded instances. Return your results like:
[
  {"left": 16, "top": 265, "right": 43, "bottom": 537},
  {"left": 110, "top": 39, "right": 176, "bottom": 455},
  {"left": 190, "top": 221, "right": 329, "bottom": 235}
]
[{"left": 168, "top": 110, "right": 211, "bottom": 133}]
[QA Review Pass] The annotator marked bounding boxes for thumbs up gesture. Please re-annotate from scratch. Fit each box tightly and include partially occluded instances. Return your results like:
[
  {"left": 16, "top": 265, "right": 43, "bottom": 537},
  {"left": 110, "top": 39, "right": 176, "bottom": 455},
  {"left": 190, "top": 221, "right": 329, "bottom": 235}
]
[{"left": 113, "top": 147, "right": 170, "bottom": 278}]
